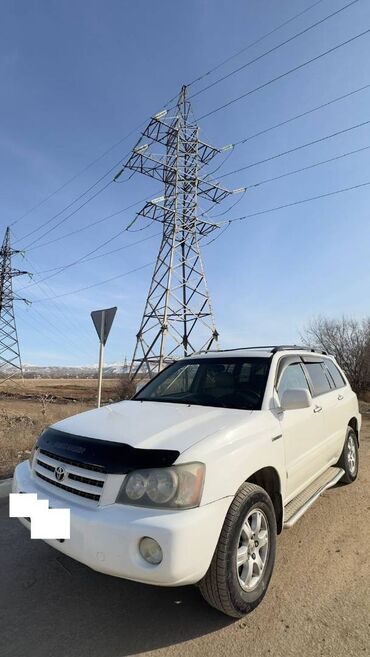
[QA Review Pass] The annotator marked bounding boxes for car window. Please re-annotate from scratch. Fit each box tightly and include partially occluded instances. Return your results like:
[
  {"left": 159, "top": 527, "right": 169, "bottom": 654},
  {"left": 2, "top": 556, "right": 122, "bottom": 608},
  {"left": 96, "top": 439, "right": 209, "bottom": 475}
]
[
  {"left": 324, "top": 359, "right": 346, "bottom": 389},
  {"left": 135, "top": 357, "right": 271, "bottom": 410},
  {"left": 304, "top": 362, "right": 332, "bottom": 396},
  {"left": 155, "top": 363, "right": 199, "bottom": 396},
  {"left": 277, "top": 363, "right": 310, "bottom": 400}
]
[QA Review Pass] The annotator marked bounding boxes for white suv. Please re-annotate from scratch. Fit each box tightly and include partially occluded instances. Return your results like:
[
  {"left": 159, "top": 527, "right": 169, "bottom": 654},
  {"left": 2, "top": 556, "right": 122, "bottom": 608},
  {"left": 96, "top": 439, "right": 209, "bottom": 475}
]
[{"left": 13, "top": 346, "right": 360, "bottom": 617}]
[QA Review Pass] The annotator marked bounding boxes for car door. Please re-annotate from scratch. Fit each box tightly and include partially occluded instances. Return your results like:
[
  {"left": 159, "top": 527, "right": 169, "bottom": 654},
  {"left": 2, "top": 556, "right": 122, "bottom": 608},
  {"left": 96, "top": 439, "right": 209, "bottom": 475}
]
[
  {"left": 276, "top": 359, "right": 325, "bottom": 500},
  {"left": 302, "top": 358, "right": 341, "bottom": 467},
  {"left": 317, "top": 358, "right": 349, "bottom": 462}
]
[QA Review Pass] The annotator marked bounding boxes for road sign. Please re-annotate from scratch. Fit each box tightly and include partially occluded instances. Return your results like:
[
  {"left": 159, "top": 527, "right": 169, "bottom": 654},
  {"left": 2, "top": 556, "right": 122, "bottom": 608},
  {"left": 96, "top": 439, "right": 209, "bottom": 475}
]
[
  {"left": 91, "top": 307, "right": 117, "bottom": 346},
  {"left": 90, "top": 307, "right": 117, "bottom": 407}
]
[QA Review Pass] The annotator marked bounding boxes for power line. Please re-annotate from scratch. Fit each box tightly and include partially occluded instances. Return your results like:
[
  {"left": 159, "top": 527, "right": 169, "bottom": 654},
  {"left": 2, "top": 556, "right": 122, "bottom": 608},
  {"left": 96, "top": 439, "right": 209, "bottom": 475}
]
[
  {"left": 11, "top": 18, "right": 367, "bottom": 254},
  {"left": 25, "top": 192, "right": 158, "bottom": 252},
  {"left": 202, "top": 157, "right": 370, "bottom": 239},
  {"left": 218, "top": 118, "right": 370, "bottom": 179},
  {"left": 20, "top": 83, "right": 370, "bottom": 255},
  {"left": 31, "top": 232, "right": 161, "bottom": 275},
  {"left": 18, "top": 80, "right": 370, "bottom": 255},
  {"left": 32, "top": 262, "right": 154, "bottom": 303},
  {"left": 22, "top": 254, "right": 98, "bottom": 348},
  {"left": 30, "top": 226, "right": 129, "bottom": 285},
  {"left": 187, "top": 0, "right": 327, "bottom": 87},
  {"left": 26, "top": 143, "right": 370, "bottom": 298},
  {"left": 190, "top": 0, "right": 359, "bottom": 100},
  {"left": 14, "top": 157, "right": 122, "bottom": 244},
  {"left": 22, "top": 179, "right": 112, "bottom": 249},
  {"left": 224, "top": 179, "right": 370, "bottom": 226},
  {"left": 246, "top": 143, "right": 370, "bottom": 189},
  {"left": 26, "top": 139, "right": 370, "bottom": 295},
  {"left": 18, "top": 231, "right": 160, "bottom": 290},
  {"left": 201, "top": 188, "right": 247, "bottom": 220},
  {"left": 9, "top": 2, "right": 329, "bottom": 233},
  {"left": 29, "top": 175, "right": 370, "bottom": 305},
  {"left": 24, "top": 142, "right": 370, "bottom": 287},
  {"left": 16, "top": 303, "right": 95, "bottom": 363},
  {"left": 199, "top": 26, "right": 370, "bottom": 121},
  {"left": 9, "top": 95, "right": 179, "bottom": 235},
  {"left": 5, "top": 1, "right": 356, "bottom": 243},
  {"left": 232, "top": 81, "right": 370, "bottom": 146},
  {"left": 9, "top": 123, "right": 147, "bottom": 229}
]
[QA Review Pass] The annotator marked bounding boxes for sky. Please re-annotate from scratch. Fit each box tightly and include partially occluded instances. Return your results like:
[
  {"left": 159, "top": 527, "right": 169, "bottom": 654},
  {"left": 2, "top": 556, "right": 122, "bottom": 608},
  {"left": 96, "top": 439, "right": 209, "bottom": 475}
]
[{"left": 1, "top": 0, "right": 370, "bottom": 366}]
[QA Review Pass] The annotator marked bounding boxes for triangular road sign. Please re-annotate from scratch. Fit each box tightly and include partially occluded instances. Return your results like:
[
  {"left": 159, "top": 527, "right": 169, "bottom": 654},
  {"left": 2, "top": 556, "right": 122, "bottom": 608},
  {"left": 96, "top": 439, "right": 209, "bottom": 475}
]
[{"left": 91, "top": 307, "right": 117, "bottom": 345}]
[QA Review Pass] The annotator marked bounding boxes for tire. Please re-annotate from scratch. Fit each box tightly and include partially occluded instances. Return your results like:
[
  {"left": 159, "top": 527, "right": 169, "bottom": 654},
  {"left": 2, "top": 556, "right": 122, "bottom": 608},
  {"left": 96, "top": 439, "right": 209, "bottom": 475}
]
[
  {"left": 198, "top": 483, "right": 277, "bottom": 618},
  {"left": 337, "top": 426, "right": 359, "bottom": 484}
]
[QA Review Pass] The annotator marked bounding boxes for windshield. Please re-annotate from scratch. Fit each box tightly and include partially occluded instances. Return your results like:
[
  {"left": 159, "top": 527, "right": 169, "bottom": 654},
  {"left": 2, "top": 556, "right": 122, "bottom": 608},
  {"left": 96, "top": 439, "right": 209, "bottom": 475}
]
[{"left": 134, "top": 357, "right": 271, "bottom": 410}]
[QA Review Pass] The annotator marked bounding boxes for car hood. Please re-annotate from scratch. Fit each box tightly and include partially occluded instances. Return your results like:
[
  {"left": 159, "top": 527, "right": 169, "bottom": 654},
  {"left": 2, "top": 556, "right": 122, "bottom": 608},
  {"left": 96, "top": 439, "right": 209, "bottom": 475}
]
[{"left": 52, "top": 400, "right": 253, "bottom": 454}]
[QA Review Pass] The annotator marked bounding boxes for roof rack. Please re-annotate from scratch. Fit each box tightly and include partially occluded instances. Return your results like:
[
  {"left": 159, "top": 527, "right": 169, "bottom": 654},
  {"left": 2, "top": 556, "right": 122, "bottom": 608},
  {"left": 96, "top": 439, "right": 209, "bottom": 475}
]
[
  {"left": 270, "top": 345, "right": 328, "bottom": 355},
  {"left": 192, "top": 345, "right": 328, "bottom": 356}
]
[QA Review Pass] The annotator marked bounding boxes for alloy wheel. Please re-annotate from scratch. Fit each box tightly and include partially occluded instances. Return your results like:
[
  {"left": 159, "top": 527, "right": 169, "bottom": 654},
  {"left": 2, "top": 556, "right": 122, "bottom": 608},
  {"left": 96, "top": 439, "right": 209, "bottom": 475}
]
[{"left": 236, "top": 508, "right": 269, "bottom": 591}]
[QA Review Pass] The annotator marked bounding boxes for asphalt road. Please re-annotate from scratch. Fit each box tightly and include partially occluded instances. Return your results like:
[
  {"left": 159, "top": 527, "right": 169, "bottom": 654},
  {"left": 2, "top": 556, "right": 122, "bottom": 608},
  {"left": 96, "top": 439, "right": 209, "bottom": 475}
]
[{"left": 1, "top": 434, "right": 369, "bottom": 657}]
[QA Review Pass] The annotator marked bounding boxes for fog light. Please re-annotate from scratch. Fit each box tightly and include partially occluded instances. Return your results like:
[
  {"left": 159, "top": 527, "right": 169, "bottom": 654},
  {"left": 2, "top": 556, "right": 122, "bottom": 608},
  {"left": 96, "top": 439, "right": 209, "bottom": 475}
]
[{"left": 139, "top": 537, "right": 163, "bottom": 565}]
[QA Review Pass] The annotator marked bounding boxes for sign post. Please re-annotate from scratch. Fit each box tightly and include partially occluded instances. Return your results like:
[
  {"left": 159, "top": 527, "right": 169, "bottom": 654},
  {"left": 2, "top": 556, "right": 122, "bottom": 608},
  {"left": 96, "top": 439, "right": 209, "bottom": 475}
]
[{"left": 90, "top": 306, "right": 117, "bottom": 408}]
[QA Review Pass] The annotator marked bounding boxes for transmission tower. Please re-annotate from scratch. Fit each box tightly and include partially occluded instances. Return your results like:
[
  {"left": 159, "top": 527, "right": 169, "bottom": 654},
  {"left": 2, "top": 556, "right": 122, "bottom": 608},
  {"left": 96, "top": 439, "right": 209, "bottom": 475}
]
[
  {"left": 115, "top": 85, "right": 238, "bottom": 379},
  {"left": 0, "top": 227, "right": 29, "bottom": 383}
]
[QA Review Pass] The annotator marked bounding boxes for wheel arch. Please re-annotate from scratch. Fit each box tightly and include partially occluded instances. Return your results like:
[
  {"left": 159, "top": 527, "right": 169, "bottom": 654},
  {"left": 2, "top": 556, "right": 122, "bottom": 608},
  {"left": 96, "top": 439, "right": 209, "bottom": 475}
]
[{"left": 246, "top": 466, "right": 283, "bottom": 534}]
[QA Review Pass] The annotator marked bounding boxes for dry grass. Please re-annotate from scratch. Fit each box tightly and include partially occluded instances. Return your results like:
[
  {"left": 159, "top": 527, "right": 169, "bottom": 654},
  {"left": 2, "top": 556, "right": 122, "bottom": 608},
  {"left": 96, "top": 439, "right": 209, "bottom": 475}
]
[
  {"left": 0, "top": 377, "right": 120, "bottom": 403},
  {"left": 0, "top": 378, "right": 121, "bottom": 478}
]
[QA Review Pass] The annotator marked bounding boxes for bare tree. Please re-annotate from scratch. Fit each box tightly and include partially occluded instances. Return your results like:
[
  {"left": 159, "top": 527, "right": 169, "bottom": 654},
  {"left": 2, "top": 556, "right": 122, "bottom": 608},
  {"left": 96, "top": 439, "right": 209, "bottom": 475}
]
[
  {"left": 301, "top": 316, "right": 370, "bottom": 394},
  {"left": 117, "top": 377, "right": 136, "bottom": 401}
]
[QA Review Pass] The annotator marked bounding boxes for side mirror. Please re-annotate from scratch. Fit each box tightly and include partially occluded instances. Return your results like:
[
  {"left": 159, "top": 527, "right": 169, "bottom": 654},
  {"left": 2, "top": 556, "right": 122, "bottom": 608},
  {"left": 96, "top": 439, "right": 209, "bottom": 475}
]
[{"left": 280, "top": 388, "right": 311, "bottom": 411}]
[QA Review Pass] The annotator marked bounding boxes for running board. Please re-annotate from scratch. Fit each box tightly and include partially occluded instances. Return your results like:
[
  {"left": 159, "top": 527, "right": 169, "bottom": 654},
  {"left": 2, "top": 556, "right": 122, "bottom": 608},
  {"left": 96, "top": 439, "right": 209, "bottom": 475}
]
[{"left": 283, "top": 467, "right": 344, "bottom": 528}]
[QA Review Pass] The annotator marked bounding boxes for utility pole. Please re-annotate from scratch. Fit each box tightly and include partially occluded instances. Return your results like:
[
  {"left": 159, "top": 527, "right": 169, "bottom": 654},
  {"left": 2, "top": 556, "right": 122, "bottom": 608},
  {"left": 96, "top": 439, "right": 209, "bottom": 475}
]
[
  {"left": 0, "top": 227, "right": 29, "bottom": 384},
  {"left": 97, "top": 311, "right": 105, "bottom": 408},
  {"left": 114, "top": 86, "right": 238, "bottom": 379}
]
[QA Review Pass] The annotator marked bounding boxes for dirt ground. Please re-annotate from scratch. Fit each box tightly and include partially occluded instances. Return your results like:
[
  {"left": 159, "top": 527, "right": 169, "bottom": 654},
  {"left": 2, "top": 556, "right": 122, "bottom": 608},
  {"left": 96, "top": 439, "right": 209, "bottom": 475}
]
[
  {"left": 0, "top": 378, "right": 121, "bottom": 477},
  {"left": 0, "top": 381, "right": 369, "bottom": 657},
  {"left": 0, "top": 415, "right": 369, "bottom": 657}
]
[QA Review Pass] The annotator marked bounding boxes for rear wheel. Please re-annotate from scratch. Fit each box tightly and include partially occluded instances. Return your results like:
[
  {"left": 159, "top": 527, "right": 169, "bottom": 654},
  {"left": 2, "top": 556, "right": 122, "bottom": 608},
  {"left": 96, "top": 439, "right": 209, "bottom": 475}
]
[
  {"left": 198, "top": 483, "right": 276, "bottom": 618},
  {"left": 337, "top": 426, "right": 359, "bottom": 484}
]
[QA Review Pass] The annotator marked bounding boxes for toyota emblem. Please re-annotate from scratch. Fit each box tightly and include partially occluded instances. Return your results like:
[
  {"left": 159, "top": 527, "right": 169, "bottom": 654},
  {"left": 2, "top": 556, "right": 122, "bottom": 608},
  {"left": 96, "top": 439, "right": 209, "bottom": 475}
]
[{"left": 55, "top": 466, "right": 66, "bottom": 482}]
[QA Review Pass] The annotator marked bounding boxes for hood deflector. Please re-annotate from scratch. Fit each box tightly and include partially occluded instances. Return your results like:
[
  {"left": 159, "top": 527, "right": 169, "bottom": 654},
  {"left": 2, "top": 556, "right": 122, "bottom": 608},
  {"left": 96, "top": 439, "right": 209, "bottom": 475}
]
[{"left": 37, "top": 428, "right": 180, "bottom": 474}]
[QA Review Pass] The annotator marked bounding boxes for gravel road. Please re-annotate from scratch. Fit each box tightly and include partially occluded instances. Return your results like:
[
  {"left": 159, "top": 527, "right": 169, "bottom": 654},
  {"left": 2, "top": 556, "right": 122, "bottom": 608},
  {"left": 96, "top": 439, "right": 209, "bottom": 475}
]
[{"left": 1, "top": 422, "right": 369, "bottom": 657}]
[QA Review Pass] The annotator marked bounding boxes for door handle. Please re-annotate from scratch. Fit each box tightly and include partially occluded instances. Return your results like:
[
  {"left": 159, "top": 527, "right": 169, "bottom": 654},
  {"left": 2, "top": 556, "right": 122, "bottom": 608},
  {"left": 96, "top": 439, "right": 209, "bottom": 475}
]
[
  {"left": 337, "top": 394, "right": 344, "bottom": 401},
  {"left": 313, "top": 405, "right": 322, "bottom": 413}
]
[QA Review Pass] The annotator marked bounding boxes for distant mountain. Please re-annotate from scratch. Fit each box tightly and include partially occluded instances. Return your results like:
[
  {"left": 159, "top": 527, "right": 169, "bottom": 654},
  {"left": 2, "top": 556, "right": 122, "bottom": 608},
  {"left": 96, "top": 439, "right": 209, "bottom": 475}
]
[{"left": 20, "top": 362, "right": 131, "bottom": 378}]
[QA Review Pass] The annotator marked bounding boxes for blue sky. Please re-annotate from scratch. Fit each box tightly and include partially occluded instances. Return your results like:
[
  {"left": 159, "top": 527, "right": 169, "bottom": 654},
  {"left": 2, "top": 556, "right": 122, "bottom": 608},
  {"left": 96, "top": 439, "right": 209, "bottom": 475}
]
[{"left": 1, "top": 0, "right": 370, "bottom": 366}]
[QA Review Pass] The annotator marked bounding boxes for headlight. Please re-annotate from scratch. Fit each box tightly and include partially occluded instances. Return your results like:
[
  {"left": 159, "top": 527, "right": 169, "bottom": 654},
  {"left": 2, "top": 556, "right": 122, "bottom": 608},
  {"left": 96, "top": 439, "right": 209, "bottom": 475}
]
[
  {"left": 116, "top": 462, "right": 205, "bottom": 509},
  {"left": 125, "top": 472, "right": 147, "bottom": 500}
]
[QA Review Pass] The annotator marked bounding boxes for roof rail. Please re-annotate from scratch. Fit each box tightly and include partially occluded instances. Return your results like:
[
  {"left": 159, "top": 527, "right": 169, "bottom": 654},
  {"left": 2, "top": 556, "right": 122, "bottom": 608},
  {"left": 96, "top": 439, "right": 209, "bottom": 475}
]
[
  {"left": 271, "top": 345, "right": 307, "bottom": 353},
  {"left": 190, "top": 345, "right": 328, "bottom": 356},
  {"left": 191, "top": 346, "right": 278, "bottom": 355},
  {"left": 270, "top": 345, "right": 328, "bottom": 355}
]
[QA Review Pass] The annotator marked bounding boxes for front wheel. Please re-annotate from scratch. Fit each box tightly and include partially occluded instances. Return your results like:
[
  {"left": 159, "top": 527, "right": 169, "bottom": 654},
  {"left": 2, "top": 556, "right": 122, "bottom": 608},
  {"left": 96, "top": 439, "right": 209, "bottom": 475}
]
[
  {"left": 337, "top": 426, "right": 359, "bottom": 484},
  {"left": 198, "top": 483, "right": 276, "bottom": 618}
]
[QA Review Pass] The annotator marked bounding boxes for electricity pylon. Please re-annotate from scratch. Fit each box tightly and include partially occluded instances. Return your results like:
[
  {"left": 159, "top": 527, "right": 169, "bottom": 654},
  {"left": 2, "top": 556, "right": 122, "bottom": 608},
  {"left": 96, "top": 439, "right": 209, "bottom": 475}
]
[
  {"left": 0, "top": 227, "right": 29, "bottom": 383},
  {"left": 115, "top": 86, "right": 238, "bottom": 379}
]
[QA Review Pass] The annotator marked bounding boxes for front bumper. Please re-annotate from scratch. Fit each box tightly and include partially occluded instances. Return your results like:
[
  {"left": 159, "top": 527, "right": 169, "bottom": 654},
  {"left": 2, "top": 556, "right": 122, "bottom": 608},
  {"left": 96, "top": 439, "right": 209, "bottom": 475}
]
[{"left": 13, "top": 461, "right": 231, "bottom": 586}]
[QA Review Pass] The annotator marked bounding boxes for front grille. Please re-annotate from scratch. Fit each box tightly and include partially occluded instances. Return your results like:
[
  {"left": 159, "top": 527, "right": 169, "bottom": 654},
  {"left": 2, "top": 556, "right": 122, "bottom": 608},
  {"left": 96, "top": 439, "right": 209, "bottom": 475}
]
[
  {"left": 34, "top": 449, "right": 106, "bottom": 504},
  {"left": 35, "top": 472, "right": 100, "bottom": 501},
  {"left": 68, "top": 472, "right": 104, "bottom": 487}
]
